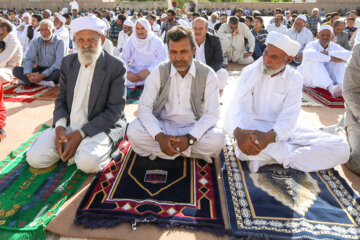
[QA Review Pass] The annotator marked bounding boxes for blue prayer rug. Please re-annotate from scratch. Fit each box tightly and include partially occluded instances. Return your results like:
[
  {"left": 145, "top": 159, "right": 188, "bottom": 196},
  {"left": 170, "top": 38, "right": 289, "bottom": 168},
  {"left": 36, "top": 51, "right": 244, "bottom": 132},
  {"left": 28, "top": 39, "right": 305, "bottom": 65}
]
[
  {"left": 220, "top": 135, "right": 360, "bottom": 240},
  {"left": 75, "top": 140, "right": 226, "bottom": 235}
]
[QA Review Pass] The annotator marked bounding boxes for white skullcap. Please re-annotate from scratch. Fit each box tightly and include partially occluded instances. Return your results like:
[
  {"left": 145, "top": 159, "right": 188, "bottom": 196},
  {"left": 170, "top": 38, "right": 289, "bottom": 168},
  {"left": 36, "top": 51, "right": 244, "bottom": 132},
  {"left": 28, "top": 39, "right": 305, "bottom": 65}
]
[
  {"left": 177, "top": 18, "right": 189, "bottom": 27},
  {"left": 62, "top": 8, "right": 68, "bottom": 14},
  {"left": 296, "top": 14, "right": 307, "bottom": 22},
  {"left": 87, "top": 13, "right": 95, "bottom": 17},
  {"left": 161, "top": 13, "right": 167, "bottom": 18},
  {"left": 54, "top": 12, "right": 58, "bottom": 17},
  {"left": 319, "top": 25, "right": 333, "bottom": 34},
  {"left": 123, "top": 20, "right": 133, "bottom": 27},
  {"left": 57, "top": 15, "right": 66, "bottom": 24},
  {"left": 265, "top": 31, "right": 301, "bottom": 57},
  {"left": 70, "top": 16, "right": 107, "bottom": 36},
  {"left": 44, "top": 9, "right": 52, "bottom": 15},
  {"left": 23, "top": 13, "right": 30, "bottom": 18}
]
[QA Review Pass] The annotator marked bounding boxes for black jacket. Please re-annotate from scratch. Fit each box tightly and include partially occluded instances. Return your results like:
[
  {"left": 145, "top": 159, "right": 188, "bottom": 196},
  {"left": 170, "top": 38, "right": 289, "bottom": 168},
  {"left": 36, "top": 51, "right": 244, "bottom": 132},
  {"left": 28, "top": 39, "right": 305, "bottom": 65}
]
[{"left": 203, "top": 33, "right": 223, "bottom": 72}]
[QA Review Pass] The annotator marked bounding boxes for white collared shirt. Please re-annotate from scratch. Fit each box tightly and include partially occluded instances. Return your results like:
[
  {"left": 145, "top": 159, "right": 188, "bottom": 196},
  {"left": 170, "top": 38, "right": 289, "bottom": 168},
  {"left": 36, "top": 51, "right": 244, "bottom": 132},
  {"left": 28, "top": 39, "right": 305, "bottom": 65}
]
[
  {"left": 69, "top": 61, "right": 96, "bottom": 131},
  {"left": 137, "top": 61, "right": 220, "bottom": 140},
  {"left": 194, "top": 40, "right": 206, "bottom": 64}
]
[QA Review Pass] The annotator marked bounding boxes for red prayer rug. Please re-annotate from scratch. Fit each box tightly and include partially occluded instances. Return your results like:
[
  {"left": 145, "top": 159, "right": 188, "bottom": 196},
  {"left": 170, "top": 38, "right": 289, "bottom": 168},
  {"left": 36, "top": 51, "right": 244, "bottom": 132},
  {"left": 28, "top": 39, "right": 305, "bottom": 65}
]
[
  {"left": 3, "top": 83, "right": 52, "bottom": 103},
  {"left": 303, "top": 86, "right": 344, "bottom": 108},
  {"left": 75, "top": 140, "right": 226, "bottom": 234}
]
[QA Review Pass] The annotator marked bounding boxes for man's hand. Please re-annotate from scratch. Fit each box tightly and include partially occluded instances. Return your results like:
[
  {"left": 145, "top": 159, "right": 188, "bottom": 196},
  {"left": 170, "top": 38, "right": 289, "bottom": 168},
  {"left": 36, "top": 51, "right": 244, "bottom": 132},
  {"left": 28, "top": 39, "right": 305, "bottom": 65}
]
[
  {"left": 136, "top": 69, "right": 150, "bottom": 81},
  {"left": 233, "top": 128, "right": 261, "bottom": 156},
  {"left": 249, "top": 130, "right": 275, "bottom": 151},
  {"left": 127, "top": 71, "right": 140, "bottom": 82},
  {"left": 232, "top": 29, "right": 239, "bottom": 36},
  {"left": 294, "top": 53, "right": 303, "bottom": 62},
  {"left": 61, "top": 131, "right": 83, "bottom": 161},
  {"left": 55, "top": 126, "right": 67, "bottom": 158},
  {"left": 171, "top": 136, "right": 190, "bottom": 152},
  {"left": 243, "top": 52, "right": 253, "bottom": 59},
  {"left": 27, "top": 72, "right": 46, "bottom": 83},
  {"left": 330, "top": 56, "right": 345, "bottom": 63},
  {"left": 155, "top": 132, "right": 180, "bottom": 156}
]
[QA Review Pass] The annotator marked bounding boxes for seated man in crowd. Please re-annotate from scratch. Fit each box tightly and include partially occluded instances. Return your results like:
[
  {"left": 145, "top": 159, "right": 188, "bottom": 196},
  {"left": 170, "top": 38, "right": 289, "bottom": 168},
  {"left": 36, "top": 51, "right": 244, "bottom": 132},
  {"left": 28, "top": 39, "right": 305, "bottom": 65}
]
[
  {"left": 13, "top": 19, "right": 65, "bottom": 88},
  {"left": 224, "top": 31, "right": 349, "bottom": 173},
  {"left": 251, "top": 16, "right": 268, "bottom": 60},
  {"left": 193, "top": 17, "right": 228, "bottom": 96},
  {"left": 54, "top": 15, "right": 70, "bottom": 54},
  {"left": 333, "top": 19, "right": 351, "bottom": 50},
  {"left": 267, "top": 14, "right": 287, "bottom": 34},
  {"left": 147, "top": 14, "right": 161, "bottom": 37},
  {"left": 208, "top": 12, "right": 219, "bottom": 30},
  {"left": 127, "top": 25, "right": 224, "bottom": 163},
  {"left": 114, "top": 20, "right": 133, "bottom": 56},
  {"left": 344, "top": 43, "right": 360, "bottom": 175},
  {"left": 0, "top": 81, "right": 5, "bottom": 142},
  {"left": 121, "top": 18, "right": 167, "bottom": 89},
  {"left": 214, "top": 13, "right": 227, "bottom": 33},
  {"left": 298, "top": 26, "right": 351, "bottom": 97},
  {"left": 161, "top": 10, "right": 179, "bottom": 41},
  {"left": 322, "top": 12, "right": 340, "bottom": 27},
  {"left": 345, "top": 17, "right": 357, "bottom": 40},
  {"left": 285, "top": 14, "right": 313, "bottom": 66},
  {"left": 26, "top": 17, "right": 127, "bottom": 173},
  {"left": 0, "top": 19, "right": 23, "bottom": 83},
  {"left": 109, "top": 14, "right": 126, "bottom": 45},
  {"left": 22, "top": 14, "right": 42, "bottom": 57},
  {"left": 217, "top": 16, "right": 255, "bottom": 65}
]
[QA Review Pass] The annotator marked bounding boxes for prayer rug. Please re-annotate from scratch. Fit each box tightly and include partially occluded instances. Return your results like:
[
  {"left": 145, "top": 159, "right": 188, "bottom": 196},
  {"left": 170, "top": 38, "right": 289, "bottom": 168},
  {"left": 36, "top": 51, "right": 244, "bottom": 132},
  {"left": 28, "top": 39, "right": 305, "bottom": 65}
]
[
  {"left": 301, "top": 93, "right": 323, "bottom": 107},
  {"left": 0, "top": 125, "right": 87, "bottom": 240},
  {"left": 221, "top": 135, "right": 360, "bottom": 240},
  {"left": 75, "top": 141, "right": 226, "bottom": 234},
  {"left": 3, "top": 82, "right": 52, "bottom": 103},
  {"left": 303, "top": 86, "right": 344, "bottom": 108},
  {"left": 126, "top": 86, "right": 143, "bottom": 104}
]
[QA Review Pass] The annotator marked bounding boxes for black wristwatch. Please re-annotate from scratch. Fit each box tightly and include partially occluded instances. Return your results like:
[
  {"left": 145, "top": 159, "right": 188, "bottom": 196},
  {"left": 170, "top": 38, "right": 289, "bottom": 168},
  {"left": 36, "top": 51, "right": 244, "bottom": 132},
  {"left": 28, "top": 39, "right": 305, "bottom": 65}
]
[{"left": 185, "top": 134, "right": 195, "bottom": 145}]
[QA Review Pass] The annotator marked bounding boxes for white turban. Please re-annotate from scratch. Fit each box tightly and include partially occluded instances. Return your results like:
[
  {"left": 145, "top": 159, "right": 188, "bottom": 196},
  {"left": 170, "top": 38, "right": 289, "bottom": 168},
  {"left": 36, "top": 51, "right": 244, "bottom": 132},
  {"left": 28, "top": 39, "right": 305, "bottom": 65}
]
[
  {"left": 161, "top": 13, "right": 167, "bottom": 18},
  {"left": 70, "top": 17, "right": 107, "bottom": 36},
  {"left": 319, "top": 25, "right": 334, "bottom": 34},
  {"left": 57, "top": 15, "right": 66, "bottom": 25},
  {"left": 123, "top": 20, "right": 133, "bottom": 27},
  {"left": 44, "top": 9, "right": 52, "bottom": 16},
  {"left": 265, "top": 31, "right": 301, "bottom": 57},
  {"left": 131, "top": 18, "right": 154, "bottom": 50},
  {"left": 296, "top": 14, "right": 307, "bottom": 22},
  {"left": 23, "top": 13, "right": 30, "bottom": 18}
]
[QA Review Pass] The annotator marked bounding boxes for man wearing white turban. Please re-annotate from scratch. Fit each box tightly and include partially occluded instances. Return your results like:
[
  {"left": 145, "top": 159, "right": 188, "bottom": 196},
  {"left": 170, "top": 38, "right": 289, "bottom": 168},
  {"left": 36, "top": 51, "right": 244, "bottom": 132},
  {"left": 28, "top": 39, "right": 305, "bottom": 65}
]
[
  {"left": 298, "top": 25, "right": 351, "bottom": 97},
  {"left": 26, "top": 17, "right": 127, "bottom": 174},
  {"left": 114, "top": 20, "right": 133, "bottom": 57},
  {"left": 121, "top": 18, "right": 167, "bottom": 89},
  {"left": 223, "top": 31, "right": 349, "bottom": 173},
  {"left": 285, "top": 14, "right": 313, "bottom": 65},
  {"left": 54, "top": 15, "right": 70, "bottom": 54}
]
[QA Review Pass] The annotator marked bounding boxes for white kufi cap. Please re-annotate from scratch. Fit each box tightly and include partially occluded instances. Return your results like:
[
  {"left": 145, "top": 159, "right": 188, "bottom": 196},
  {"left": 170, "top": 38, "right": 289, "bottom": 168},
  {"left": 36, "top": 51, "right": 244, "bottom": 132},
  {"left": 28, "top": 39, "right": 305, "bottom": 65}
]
[
  {"left": 319, "top": 25, "right": 334, "bottom": 34},
  {"left": 123, "top": 20, "right": 133, "bottom": 27}
]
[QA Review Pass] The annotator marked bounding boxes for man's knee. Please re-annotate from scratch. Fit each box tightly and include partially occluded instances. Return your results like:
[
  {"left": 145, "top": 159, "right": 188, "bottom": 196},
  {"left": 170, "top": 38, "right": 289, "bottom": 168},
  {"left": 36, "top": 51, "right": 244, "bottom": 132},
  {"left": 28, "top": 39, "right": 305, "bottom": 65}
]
[
  {"left": 127, "top": 119, "right": 145, "bottom": 141},
  {"left": 26, "top": 146, "right": 56, "bottom": 169},
  {"left": 75, "top": 149, "right": 104, "bottom": 173},
  {"left": 347, "top": 151, "right": 360, "bottom": 175},
  {"left": 12, "top": 66, "right": 23, "bottom": 78},
  {"left": 203, "top": 128, "right": 225, "bottom": 154}
]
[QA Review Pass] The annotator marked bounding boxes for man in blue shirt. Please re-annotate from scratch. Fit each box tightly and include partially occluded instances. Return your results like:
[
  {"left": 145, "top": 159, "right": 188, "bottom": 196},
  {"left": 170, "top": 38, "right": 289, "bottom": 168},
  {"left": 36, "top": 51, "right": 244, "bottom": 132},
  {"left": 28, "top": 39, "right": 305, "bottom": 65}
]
[{"left": 13, "top": 19, "right": 65, "bottom": 87}]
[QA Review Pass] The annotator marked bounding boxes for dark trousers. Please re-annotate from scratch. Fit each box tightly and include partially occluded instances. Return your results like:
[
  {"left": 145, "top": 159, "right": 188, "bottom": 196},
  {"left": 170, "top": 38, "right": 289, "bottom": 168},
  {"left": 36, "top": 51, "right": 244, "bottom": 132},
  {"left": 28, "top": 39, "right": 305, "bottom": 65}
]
[{"left": 12, "top": 66, "right": 60, "bottom": 86}]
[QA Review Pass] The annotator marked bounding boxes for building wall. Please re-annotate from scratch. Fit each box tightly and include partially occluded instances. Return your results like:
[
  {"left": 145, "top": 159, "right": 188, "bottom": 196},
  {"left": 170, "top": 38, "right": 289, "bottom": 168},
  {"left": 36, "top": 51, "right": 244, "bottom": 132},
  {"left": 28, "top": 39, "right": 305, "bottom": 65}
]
[{"left": 0, "top": 0, "right": 359, "bottom": 13}]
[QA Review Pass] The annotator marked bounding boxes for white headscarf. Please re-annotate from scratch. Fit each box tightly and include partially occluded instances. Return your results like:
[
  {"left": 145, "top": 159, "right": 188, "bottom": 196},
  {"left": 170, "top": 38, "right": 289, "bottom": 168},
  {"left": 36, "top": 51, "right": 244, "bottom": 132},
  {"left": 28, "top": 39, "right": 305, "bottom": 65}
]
[{"left": 131, "top": 18, "right": 154, "bottom": 50}]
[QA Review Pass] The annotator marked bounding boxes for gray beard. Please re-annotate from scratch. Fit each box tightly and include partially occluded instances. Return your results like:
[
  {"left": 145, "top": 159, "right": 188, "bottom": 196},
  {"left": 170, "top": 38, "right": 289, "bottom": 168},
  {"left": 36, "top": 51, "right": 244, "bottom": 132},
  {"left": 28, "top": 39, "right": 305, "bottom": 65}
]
[
  {"left": 292, "top": 26, "right": 303, "bottom": 33},
  {"left": 261, "top": 63, "right": 286, "bottom": 76}
]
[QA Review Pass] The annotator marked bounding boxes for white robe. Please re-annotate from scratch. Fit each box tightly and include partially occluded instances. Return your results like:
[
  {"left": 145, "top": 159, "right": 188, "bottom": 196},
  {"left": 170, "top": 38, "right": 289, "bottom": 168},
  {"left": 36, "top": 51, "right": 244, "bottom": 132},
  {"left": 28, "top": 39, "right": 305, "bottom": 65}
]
[
  {"left": 55, "top": 26, "right": 70, "bottom": 54},
  {"left": 114, "top": 30, "right": 130, "bottom": 56},
  {"left": 298, "top": 40, "right": 351, "bottom": 88},
  {"left": 266, "top": 23, "right": 287, "bottom": 34},
  {"left": 127, "top": 61, "right": 224, "bottom": 162},
  {"left": 223, "top": 58, "right": 349, "bottom": 172},
  {"left": 121, "top": 20, "right": 168, "bottom": 88},
  {"left": 285, "top": 27, "right": 313, "bottom": 54}
]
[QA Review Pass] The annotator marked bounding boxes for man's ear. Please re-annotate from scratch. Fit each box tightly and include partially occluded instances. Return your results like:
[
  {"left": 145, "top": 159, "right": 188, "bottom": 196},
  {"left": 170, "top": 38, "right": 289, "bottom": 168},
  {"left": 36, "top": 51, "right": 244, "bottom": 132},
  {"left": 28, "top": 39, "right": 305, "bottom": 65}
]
[
  {"left": 286, "top": 56, "right": 293, "bottom": 65},
  {"left": 101, "top": 35, "right": 106, "bottom": 45}
]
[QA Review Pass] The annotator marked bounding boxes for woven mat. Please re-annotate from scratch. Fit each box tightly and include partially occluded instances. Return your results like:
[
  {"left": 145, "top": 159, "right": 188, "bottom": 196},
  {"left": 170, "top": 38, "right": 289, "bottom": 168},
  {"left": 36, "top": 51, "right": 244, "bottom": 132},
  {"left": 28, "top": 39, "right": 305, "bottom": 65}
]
[{"left": 0, "top": 125, "right": 87, "bottom": 240}]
